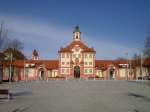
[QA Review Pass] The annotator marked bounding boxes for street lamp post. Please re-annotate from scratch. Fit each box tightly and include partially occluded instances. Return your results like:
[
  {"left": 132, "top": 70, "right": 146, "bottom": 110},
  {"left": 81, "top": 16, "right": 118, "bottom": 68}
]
[
  {"left": 24, "top": 56, "right": 30, "bottom": 82},
  {"left": 9, "top": 53, "right": 13, "bottom": 84},
  {"left": 0, "top": 53, "right": 5, "bottom": 83},
  {"left": 24, "top": 58, "right": 26, "bottom": 81},
  {"left": 140, "top": 53, "right": 143, "bottom": 81},
  {"left": 125, "top": 52, "right": 128, "bottom": 80}
]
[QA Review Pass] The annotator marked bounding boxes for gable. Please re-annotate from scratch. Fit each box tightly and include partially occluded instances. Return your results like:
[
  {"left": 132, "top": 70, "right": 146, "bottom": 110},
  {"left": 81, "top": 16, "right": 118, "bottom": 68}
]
[{"left": 58, "top": 41, "right": 95, "bottom": 53}]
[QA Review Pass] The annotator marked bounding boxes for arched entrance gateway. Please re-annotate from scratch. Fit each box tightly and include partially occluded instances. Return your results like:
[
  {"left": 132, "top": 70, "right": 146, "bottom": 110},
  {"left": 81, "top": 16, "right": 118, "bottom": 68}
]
[
  {"left": 39, "top": 68, "right": 46, "bottom": 80},
  {"left": 109, "top": 68, "right": 115, "bottom": 80},
  {"left": 74, "top": 66, "right": 80, "bottom": 78}
]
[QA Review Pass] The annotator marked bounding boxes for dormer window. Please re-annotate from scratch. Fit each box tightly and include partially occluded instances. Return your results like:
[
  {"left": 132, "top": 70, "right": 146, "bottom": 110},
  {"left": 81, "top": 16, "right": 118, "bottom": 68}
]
[
  {"left": 75, "top": 48, "right": 79, "bottom": 52},
  {"left": 73, "top": 54, "right": 76, "bottom": 58}
]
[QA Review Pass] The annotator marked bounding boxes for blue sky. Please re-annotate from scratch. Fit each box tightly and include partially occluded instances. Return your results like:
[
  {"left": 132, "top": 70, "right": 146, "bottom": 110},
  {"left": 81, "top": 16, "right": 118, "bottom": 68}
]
[{"left": 0, "top": 0, "right": 150, "bottom": 59}]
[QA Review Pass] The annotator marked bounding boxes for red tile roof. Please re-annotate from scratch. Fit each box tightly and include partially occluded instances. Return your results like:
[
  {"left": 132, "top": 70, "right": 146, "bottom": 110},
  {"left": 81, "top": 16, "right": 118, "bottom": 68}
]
[
  {"left": 95, "top": 60, "right": 128, "bottom": 68},
  {"left": 95, "top": 60, "right": 114, "bottom": 68},
  {"left": 3, "top": 60, "right": 59, "bottom": 69},
  {"left": 3, "top": 59, "right": 150, "bottom": 69}
]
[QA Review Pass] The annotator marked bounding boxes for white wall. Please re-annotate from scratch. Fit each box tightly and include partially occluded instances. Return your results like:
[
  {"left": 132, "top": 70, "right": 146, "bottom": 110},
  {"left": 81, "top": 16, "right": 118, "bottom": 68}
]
[
  {"left": 51, "top": 69, "right": 58, "bottom": 77},
  {"left": 96, "top": 70, "right": 103, "bottom": 77},
  {"left": 27, "top": 68, "right": 35, "bottom": 77},
  {"left": 119, "top": 68, "right": 126, "bottom": 78}
]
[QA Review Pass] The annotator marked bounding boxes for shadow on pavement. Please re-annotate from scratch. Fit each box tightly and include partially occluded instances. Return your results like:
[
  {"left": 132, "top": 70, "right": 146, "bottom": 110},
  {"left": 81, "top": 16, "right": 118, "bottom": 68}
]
[
  {"left": 0, "top": 91, "right": 32, "bottom": 103},
  {"left": 11, "top": 91, "right": 32, "bottom": 97},
  {"left": 128, "top": 93, "right": 150, "bottom": 102},
  {"left": 12, "top": 106, "right": 31, "bottom": 112}
]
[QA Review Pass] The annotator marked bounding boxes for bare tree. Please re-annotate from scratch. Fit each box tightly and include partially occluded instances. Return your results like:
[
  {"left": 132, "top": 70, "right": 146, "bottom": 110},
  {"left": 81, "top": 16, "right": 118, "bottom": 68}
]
[
  {"left": 8, "top": 38, "right": 24, "bottom": 51},
  {"left": 0, "top": 21, "right": 25, "bottom": 82},
  {"left": 4, "top": 47, "right": 26, "bottom": 60},
  {"left": 144, "top": 34, "right": 150, "bottom": 78},
  {"left": 144, "top": 34, "right": 150, "bottom": 58},
  {"left": 0, "top": 21, "right": 9, "bottom": 83},
  {"left": 133, "top": 53, "right": 140, "bottom": 66},
  {"left": 0, "top": 21, "right": 24, "bottom": 51}
]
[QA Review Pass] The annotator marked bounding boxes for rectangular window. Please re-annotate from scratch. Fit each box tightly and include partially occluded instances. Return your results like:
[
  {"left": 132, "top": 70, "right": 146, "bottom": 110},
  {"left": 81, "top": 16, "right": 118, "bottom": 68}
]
[
  {"left": 62, "top": 62, "right": 65, "bottom": 65},
  {"left": 78, "top": 54, "right": 81, "bottom": 58},
  {"left": 61, "top": 69, "right": 64, "bottom": 73},
  {"left": 84, "top": 54, "right": 87, "bottom": 58},
  {"left": 84, "top": 69, "right": 88, "bottom": 73},
  {"left": 73, "top": 54, "right": 76, "bottom": 58},
  {"left": 89, "top": 69, "right": 92, "bottom": 74},
  {"left": 48, "top": 71, "right": 52, "bottom": 77},
  {"left": 84, "top": 62, "right": 88, "bottom": 65},
  {"left": 67, "top": 54, "right": 69, "bottom": 58},
  {"left": 75, "top": 48, "right": 79, "bottom": 52},
  {"left": 66, "top": 62, "right": 69, "bottom": 65},
  {"left": 89, "top": 54, "right": 92, "bottom": 58},
  {"left": 62, "top": 53, "right": 65, "bottom": 58},
  {"left": 66, "top": 69, "right": 69, "bottom": 73},
  {"left": 89, "top": 62, "right": 92, "bottom": 65}
]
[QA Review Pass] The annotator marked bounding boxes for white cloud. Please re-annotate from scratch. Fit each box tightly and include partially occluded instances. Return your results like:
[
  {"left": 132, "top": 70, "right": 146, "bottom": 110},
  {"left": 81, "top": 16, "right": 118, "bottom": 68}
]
[{"left": 0, "top": 14, "right": 139, "bottom": 59}]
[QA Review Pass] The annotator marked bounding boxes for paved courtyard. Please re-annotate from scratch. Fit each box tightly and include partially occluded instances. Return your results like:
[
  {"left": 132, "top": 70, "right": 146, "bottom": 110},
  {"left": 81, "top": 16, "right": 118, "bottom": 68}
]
[{"left": 0, "top": 80, "right": 150, "bottom": 112}]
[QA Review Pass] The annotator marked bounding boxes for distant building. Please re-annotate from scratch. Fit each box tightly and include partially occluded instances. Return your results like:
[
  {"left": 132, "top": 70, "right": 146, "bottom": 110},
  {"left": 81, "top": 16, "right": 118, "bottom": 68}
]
[{"left": 2, "top": 26, "right": 150, "bottom": 81}]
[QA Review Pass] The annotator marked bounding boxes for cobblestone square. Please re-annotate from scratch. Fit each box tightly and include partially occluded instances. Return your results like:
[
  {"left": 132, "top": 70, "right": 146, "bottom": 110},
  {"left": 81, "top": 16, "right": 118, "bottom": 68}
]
[{"left": 0, "top": 80, "right": 150, "bottom": 112}]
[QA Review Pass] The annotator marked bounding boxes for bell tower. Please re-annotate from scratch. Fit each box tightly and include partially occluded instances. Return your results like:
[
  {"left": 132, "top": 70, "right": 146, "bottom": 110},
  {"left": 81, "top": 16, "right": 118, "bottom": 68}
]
[
  {"left": 73, "top": 26, "right": 81, "bottom": 41},
  {"left": 32, "top": 49, "right": 39, "bottom": 60}
]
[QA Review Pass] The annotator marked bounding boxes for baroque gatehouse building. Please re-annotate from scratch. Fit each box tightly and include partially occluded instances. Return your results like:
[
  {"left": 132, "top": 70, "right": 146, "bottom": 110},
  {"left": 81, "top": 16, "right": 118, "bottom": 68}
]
[{"left": 2, "top": 26, "right": 149, "bottom": 81}]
